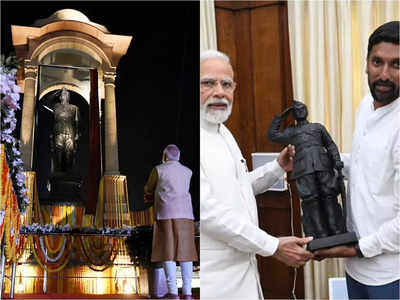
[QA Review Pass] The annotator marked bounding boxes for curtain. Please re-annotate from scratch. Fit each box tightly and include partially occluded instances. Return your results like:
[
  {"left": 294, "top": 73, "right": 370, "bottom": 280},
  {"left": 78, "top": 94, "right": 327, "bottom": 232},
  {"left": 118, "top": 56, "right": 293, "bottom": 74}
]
[
  {"left": 200, "top": 0, "right": 217, "bottom": 51},
  {"left": 87, "top": 68, "right": 101, "bottom": 214},
  {"left": 287, "top": 1, "right": 399, "bottom": 299}
]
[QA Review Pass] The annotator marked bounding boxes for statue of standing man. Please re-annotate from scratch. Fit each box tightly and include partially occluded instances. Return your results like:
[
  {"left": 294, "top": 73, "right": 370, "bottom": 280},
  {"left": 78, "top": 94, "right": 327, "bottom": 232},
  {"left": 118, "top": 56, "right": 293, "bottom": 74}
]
[
  {"left": 267, "top": 100, "right": 346, "bottom": 240},
  {"left": 52, "top": 88, "right": 80, "bottom": 173}
]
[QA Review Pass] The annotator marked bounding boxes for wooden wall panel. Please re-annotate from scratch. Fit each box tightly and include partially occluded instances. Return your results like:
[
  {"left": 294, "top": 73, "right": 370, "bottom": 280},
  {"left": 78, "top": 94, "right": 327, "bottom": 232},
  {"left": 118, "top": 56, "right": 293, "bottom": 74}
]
[
  {"left": 251, "top": 5, "right": 286, "bottom": 153},
  {"left": 214, "top": 9, "right": 241, "bottom": 142},
  {"left": 257, "top": 187, "right": 305, "bottom": 299},
  {"left": 215, "top": 1, "right": 304, "bottom": 299},
  {"left": 257, "top": 203, "right": 293, "bottom": 298},
  {"left": 233, "top": 9, "right": 257, "bottom": 161},
  {"left": 216, "top": 1, "right": 282, "bottom": 10}
]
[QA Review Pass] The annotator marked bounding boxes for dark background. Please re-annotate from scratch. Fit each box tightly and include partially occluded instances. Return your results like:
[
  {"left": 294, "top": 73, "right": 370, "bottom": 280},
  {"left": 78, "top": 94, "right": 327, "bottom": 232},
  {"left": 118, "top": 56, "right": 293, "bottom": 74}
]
[{"left": 1, "top": 1, "right": 200, "bottom": 219}]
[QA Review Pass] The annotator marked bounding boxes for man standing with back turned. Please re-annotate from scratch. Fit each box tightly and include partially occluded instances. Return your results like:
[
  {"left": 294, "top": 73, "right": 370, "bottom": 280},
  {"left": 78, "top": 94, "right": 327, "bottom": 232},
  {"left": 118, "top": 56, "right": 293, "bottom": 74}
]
[
  {"left": 145, "top": 145, "right": 197, "bottom": 299},
  {"left": 200, "top": 50, "right": 314, "bottom": 299},
  {"left": 314, "top": 21, "right": 400, "bottom": 299}
]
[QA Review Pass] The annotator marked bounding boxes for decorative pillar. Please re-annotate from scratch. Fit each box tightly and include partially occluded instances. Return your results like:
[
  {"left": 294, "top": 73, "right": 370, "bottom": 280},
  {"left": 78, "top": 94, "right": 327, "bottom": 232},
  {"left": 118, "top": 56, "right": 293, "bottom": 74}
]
[
  {"left": 19, "top": 61, "right": 38, "bottom": 171},
  {"left": 103, "top": 72, "right": 119, "bottom": 175}
]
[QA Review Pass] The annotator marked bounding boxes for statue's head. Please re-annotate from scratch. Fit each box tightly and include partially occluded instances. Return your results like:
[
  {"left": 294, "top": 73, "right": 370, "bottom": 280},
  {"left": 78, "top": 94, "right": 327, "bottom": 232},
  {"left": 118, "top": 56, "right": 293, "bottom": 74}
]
[
  {"left": 60, "top": 88, "right": 70, "bottom": 104},
  {"left": 162, "top": 144, "right": 180, "bottom": 162},
  {"left": 292, "top": 100, "right": 308, "bottom": 121}
]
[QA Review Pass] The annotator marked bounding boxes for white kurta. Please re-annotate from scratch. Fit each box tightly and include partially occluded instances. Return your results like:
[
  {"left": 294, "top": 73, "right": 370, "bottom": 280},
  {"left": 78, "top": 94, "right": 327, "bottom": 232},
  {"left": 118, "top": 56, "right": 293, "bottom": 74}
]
[
  {"left": 200, "top": 122, "right": 285, "bottom": 299},
  {"left": 345, "top": 94, "right": 400, "bottom": 285}
]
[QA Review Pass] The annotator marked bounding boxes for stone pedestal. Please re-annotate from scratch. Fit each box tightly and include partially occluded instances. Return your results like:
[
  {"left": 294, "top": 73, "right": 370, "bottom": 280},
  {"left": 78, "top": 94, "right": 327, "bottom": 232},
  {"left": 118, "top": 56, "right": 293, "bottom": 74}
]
[{"left": 48, "top": 172, "right": 83, "bottom": 204}]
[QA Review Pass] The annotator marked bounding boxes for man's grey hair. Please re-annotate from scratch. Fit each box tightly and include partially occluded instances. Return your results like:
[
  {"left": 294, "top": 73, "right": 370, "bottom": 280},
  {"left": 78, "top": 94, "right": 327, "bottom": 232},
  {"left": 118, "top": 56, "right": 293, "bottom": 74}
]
[{"left": 200, "top": 49, "right": 231, "bottom": 64}]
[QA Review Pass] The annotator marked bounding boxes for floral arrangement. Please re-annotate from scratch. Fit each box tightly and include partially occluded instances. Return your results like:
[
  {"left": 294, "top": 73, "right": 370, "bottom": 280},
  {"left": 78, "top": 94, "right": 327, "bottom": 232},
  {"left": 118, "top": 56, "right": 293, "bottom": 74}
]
[
  {"left": 0, "top": 54, "right": 29, "bottom": 213},
  {"left": 20, "top": 223, "right": 73, "bottom": 235},
  {"left": 20, "top": 223, "right": 137, "bottom": 236}
]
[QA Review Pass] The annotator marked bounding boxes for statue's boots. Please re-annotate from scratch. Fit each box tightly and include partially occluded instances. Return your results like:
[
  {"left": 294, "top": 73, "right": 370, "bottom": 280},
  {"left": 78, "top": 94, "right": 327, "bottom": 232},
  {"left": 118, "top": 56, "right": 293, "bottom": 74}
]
[
  {"left": 301, "top": 198, "right": 329, "bottom": 239},
  {"left": 324, "top": 196, "right": 346, "bottom": 236}
]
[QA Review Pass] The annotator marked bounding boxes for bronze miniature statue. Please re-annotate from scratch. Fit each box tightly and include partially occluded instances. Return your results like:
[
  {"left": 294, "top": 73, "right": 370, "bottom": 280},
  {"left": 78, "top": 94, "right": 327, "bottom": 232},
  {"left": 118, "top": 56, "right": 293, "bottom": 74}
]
[
  {"left": 51, "top": 88, "right": 80, "bottom": 173},
  {"left": 267, "top": 101, "right": 356, "bottom": 250}
]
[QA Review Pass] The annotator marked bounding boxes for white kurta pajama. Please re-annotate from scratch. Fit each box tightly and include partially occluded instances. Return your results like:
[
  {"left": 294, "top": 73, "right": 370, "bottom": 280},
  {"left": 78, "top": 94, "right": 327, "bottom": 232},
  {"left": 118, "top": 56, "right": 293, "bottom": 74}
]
[
  {"left": 345, "top": 94, "right": 400, "bottom": 285},
  {"left": 200, "top": 122, "right": 285, "bottom": 299}
]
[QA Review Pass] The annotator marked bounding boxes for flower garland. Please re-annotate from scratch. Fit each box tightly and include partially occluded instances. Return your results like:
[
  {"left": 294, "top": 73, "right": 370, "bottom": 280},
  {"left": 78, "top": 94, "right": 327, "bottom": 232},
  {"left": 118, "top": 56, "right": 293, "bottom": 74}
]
[
  {"left": 30, "top": 235, "right": 72, "bottom": 273},
  {"left": 75, "top": 235, "right": 119, "bottom": 272},
  {"left": 20, "top": 223, "right": 135, "bottom": 236},
  {"left": 37, "top": 206, "right": 66, "bottom": 254},
  {"left": 13, "top": 235, "right": 26, "bottom": 264},
  {"left": 0, "top": 209, "right": 5, "bottom": 243},
  {"left": 79, "top": 236, "right": 117, "bottom": 267},
  {"left": 44, "top": 235, "right": 66, "bottom": 254},
  {"left": 0, "top": 55, "right": 29, "bottom": 213},
  {"left": 39, "top": 236, "right": 67, "bottom": 262},
  {"left": 20, "top": 223, "right": 73, "bottom": 235},
  {"left": 0, "top": 144, "right": 4, "bottom": 241},
  {"left": 0, "top": 151, "right": 8, "bottom": 242},
  {"left": 4, "top": 187, "right": 21, "bottom": 262},
  {"left": 0, "top": 145, "right": 27, "bottom": 263}
]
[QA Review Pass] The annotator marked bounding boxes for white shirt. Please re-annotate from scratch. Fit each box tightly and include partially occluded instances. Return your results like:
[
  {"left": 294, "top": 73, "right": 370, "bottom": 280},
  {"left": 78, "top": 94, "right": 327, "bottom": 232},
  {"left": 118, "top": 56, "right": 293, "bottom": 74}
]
[
  {"left": 200, "top": 120, "right": 284, "bottom": 299},
  {"left": 345, "top": 94, "right": 400, "bottom": 285}
]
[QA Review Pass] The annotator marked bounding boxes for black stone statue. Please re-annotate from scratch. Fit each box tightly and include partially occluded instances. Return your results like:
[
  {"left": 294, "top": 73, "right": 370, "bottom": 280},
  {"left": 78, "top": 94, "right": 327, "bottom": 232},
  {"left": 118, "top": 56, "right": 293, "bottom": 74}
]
[
  {"left": 267, "top": 100, "right": 356, "bottom": 251},
  {"left": 52, "top": 88, "right": 80, "bottom": 172},
  {"left": 48, "top": 88, "right": 82, "bottom": 203}
]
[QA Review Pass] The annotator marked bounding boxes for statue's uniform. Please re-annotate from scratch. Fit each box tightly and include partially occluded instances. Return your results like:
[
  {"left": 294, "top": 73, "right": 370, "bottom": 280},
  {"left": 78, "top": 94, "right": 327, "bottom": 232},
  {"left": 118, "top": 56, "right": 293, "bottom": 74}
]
[
  {"left": 53, "top": 103, "right": 79, "bottom": 152},
  {"left": 268, "top": 116, "right": 345, "bottom": 237}
]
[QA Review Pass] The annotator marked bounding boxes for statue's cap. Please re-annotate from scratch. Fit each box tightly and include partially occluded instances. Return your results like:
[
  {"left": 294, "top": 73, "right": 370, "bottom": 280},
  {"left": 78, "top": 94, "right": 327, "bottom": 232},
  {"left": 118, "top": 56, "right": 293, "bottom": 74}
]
[{"left": 293, "top": 100, "right": 306, "bottom": 109}]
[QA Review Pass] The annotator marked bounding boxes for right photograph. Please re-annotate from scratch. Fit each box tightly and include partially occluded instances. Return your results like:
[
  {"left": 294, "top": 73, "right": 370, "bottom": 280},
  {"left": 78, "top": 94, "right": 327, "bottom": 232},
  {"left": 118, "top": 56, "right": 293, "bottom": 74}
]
[{"left": 200, "top": 1, "right": 399, "bottom": 299}]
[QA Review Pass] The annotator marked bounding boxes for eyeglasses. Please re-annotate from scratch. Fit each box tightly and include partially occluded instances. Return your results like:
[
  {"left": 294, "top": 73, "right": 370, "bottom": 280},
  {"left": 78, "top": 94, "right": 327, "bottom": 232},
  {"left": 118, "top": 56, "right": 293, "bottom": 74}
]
[{"left": 200, "top": 78, "right": 236, "bottom": 92}]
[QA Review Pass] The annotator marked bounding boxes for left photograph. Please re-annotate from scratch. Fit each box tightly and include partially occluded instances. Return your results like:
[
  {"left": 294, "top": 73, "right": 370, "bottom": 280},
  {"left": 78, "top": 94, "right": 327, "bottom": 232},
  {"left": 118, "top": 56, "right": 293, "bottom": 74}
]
[{"left": 1, "top": 1, "right": 199, "bottom": 299}]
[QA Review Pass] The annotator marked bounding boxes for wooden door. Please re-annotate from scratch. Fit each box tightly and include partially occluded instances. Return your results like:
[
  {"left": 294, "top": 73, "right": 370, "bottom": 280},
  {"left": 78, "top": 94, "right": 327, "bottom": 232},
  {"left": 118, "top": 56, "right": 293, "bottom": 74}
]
[{"left": 215, "top": 1, "right": 304, "bottom": 298}]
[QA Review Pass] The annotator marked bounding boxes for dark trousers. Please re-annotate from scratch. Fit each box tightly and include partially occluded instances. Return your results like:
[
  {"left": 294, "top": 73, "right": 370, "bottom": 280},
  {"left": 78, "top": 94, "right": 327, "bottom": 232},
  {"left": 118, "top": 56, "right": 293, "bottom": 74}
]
[
  {"left": 296, "top": 171, "right": 345, "bottom": 237},
  {"left": 346, "top": 273, "right": 400, "bottom": 299}
]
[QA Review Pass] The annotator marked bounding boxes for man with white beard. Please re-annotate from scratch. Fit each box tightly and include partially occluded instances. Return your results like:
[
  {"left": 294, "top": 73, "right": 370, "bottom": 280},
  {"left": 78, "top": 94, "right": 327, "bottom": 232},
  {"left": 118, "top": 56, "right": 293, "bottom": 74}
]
[{"left": 200, "top": 50, "right": 314, "bottom": 299}]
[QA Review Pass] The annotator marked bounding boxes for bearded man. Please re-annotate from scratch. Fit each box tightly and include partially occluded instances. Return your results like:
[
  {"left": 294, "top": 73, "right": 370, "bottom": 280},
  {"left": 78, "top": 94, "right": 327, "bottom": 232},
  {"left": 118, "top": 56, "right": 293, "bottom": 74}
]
[{"left": 314, "top": 21, "right": 400, "bottom": 300}]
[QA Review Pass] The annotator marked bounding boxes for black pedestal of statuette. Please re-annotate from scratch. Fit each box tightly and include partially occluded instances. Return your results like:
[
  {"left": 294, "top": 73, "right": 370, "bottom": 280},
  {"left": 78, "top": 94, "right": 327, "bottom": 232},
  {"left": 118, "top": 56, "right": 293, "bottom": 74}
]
[{"left": 307, "top": 232, "right": 358, "bottom": 252}]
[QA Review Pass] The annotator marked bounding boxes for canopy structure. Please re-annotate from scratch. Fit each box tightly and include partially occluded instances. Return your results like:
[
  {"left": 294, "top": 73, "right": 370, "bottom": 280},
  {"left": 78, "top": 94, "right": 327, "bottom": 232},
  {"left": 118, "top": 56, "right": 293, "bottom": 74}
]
[{"left": 1, "top": 9, "right": 157, "bottom": 298}]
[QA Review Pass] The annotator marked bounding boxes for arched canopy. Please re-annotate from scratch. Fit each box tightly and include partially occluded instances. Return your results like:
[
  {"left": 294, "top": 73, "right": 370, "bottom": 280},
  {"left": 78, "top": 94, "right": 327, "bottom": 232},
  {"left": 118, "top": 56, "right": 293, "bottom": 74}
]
[
  {"left": 30, "top": 35, "right": 112, "bottom": 70},
  {"left": 11, "top": 8, "right": 132, "bottom": 72}
]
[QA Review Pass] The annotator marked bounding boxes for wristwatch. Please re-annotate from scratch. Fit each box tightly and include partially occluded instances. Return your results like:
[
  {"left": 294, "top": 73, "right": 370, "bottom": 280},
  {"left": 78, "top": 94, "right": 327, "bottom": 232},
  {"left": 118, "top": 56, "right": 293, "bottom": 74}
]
[{"left": 354, "top": 242, "right": 364, "bottom": 258}]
